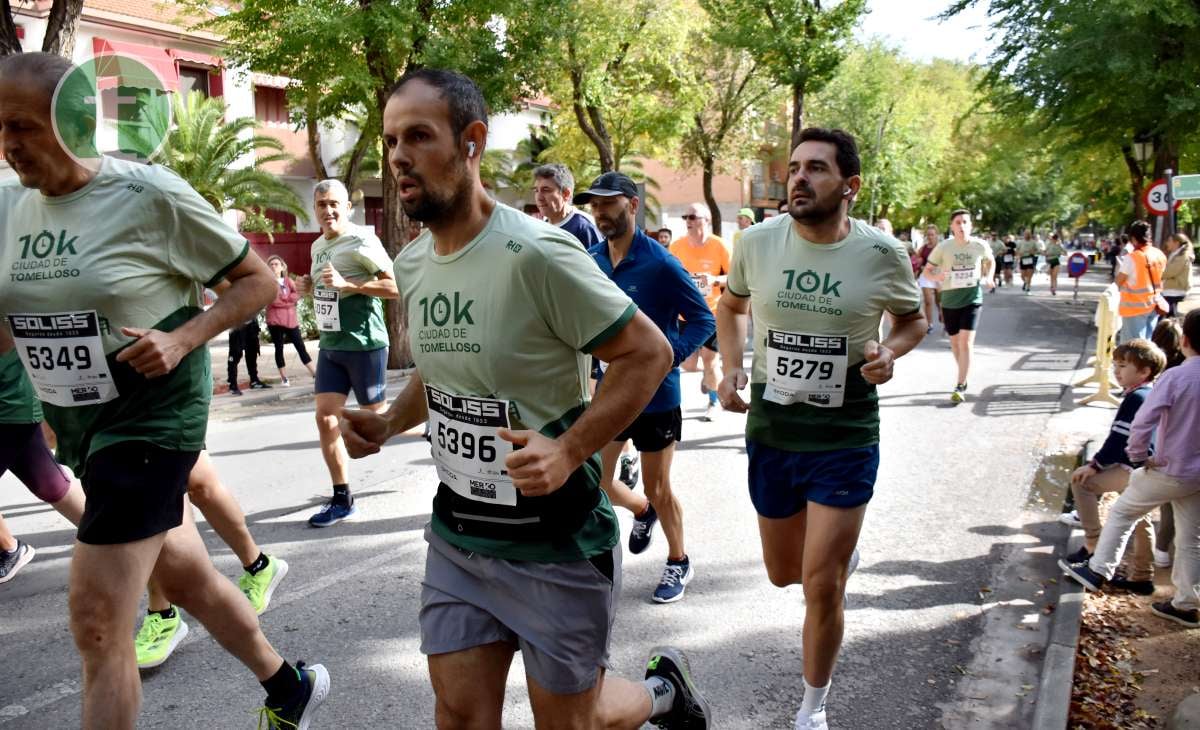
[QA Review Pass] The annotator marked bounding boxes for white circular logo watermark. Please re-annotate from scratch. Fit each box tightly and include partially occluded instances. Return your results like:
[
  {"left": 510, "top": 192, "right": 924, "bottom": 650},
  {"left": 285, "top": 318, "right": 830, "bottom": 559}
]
[{"left": 52, "top": 52, "right": 173, "bottom": 171}]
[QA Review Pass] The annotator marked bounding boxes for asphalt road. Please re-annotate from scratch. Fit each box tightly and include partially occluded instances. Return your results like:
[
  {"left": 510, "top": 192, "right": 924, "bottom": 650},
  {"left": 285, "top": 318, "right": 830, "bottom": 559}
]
[{"left": 0, "top": 268, "right": 1116, "bottom": 729}]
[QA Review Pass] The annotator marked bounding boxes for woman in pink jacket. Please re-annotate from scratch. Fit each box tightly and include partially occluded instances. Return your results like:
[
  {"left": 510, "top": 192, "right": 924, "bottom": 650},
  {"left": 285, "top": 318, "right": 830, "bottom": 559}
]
[{"left": 265, "top": 255, "right": 316, "bottom": 385}]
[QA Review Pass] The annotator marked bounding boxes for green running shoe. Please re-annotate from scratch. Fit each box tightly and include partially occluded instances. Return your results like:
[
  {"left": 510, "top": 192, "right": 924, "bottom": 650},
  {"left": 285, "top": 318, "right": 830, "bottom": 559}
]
[
  {"left": 134, "top": 610, "right": 189, "bottom": 669},
  {"left": 239, "top": 556, "right": 289, "bottom": 616}
]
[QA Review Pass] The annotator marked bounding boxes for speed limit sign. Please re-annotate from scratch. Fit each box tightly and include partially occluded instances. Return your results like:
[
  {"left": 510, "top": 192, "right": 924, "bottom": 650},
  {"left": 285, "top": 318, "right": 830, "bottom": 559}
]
[{"left": 1143, "top": 179, "right": 1183, "bottom": 216}]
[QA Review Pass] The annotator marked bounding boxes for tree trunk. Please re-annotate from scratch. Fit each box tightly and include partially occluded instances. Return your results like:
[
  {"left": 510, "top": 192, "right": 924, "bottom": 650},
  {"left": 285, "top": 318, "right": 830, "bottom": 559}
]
[
  {"left": 702, "top": 157, "right": 721, "bottom": 238},
  {"left": 374, "top": 90, "right": 412, "bottom": 369},
  {"left": 790, "top": 82, "right": 805, "bottom": 153},
  {"left": 304, "top": 91, "right": 331, "bottom": 182},
  {"left": 1, "top": 0, "right": 21, "bottom": 57},
  {"left": 41, "top": 0, "right": 83, "bottom": 57},
  {"left": 1121, "top": 144, "right": 1144, "bottom": 220}
]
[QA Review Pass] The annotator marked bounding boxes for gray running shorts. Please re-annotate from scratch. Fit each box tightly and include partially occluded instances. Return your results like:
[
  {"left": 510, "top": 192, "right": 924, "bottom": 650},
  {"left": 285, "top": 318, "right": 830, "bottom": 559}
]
[{"left": 419, "top": 525, "right": 622, "bottom": 695}]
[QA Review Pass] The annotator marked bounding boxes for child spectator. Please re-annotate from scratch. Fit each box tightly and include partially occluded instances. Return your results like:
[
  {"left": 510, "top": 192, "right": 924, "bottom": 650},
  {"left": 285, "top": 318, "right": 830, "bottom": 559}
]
[
  {"left": 1065, "top": 338, "right": 1167, "bottom": 595},
  {"left": 1150, "top": 317, "right": 1187, "bottom": 568},
  {"left": 1061, "top": 309, "right": 1200, "bottom": 628}
]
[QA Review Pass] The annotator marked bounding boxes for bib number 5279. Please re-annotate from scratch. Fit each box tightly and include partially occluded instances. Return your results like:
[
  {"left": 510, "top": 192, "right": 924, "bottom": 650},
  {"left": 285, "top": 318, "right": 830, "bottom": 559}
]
[
  {"left": 775, "top": 356, "right": 834, "bottom": 380},
  {"left": 25, "top": 344, "right": 93, "bottom": 371},
  {"left": 436, "top": 422, "right": 498, "bottom": 463}
]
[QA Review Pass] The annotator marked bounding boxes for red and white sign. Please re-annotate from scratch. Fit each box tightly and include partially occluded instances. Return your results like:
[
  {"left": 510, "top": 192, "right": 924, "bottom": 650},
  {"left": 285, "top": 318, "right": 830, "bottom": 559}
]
[{"left": 1143, "top": 179, "right": 1183, "bottom": 216}]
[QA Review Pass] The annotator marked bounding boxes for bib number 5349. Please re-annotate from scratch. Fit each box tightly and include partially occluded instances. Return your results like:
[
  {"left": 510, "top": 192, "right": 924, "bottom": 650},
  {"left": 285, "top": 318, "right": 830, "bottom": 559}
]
[{"left": 25, "top": 345, "right": 93, "bottom": 371}]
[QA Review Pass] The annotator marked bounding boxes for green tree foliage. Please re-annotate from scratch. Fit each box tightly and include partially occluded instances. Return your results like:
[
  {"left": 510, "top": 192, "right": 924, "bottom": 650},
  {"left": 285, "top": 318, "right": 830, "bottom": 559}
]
[
  {"left": 152, "top": 91, "right": 308, "bottom": 234},
  {"left": 945, "top": 0, "right": 1200, "bottom": 218},
  {"left": 702, "top": 0, "right": 866, "bottom": 152}
]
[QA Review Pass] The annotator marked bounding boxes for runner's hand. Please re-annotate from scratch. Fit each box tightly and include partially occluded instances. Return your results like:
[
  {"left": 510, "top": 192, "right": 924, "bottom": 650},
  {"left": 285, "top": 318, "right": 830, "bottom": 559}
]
[
  {"left": 718, "top": 370, "right": 750, "bottom": 412},
  {"left": 297, "top": 275, "right": 313, "bottom": 295},
  {"left": 321, "top": 264, "right": 349, "bottom": 291},
  {"left": 498, "top": 429, "right": 573, "bottom": 497},
  {"left": 115, "top": 327, "right": 190, "bottom": 378},
  {"left": 1070, "top": 464, "right": 1097, "bottom": 487},
  {"left": 340, "top": 408, "right": 392, "bottom": 457},
  {"left": 860, "top": 340, "right": 896, "bottom": 385}
]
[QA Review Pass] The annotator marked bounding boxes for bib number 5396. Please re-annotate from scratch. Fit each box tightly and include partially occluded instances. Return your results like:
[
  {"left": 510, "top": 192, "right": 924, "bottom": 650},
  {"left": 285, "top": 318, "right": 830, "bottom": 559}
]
[
  {"left": 435, "top": 422, "right": 498, "bottom": 463},
  {"left": 425, "top": 386, "right": 517, "bottom": 506}
]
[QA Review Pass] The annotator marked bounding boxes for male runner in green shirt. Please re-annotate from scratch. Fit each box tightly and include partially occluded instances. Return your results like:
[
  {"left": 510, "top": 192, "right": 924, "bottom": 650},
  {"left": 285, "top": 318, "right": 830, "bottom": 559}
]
[
  {"left": 716, "top": 127, "right": 926, "bottom": 730},
  {"left": 341, "top": 68, "right": 710, "bottom": 729}
]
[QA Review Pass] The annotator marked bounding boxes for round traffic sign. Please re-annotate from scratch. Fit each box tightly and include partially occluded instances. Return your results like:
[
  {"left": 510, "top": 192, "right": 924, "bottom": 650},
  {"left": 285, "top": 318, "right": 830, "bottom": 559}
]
[
  {"left": 1143, "top": 179, "right": 1183, "bottom": 216},
  {"left": 1067, "top": 252, "right": 1089, "bottom": 278}
]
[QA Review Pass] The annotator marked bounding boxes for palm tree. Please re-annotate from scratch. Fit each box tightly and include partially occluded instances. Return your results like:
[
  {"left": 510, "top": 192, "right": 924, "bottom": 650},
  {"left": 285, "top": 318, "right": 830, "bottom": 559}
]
[{"left": 150, "top": 91, "right": 309, "bottom": 232}]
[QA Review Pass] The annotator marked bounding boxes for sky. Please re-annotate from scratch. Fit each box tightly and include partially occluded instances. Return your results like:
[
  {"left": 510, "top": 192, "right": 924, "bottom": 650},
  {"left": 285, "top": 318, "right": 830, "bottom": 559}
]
[{"left": 857, "top": 0, "right": 997, "bottom": 64}]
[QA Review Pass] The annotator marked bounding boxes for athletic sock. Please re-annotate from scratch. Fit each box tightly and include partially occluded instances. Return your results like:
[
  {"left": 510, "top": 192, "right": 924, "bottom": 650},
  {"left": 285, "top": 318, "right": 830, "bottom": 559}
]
[
  {"left": 149, "top": 606, "right": 177, "bottom": 621},
  {"left": 245, "top": 552, "right": 270, "bottom": 575},
  {"left": 707, "top": 390, "right": 718, "bottom": 405},
  {"left": 261, "top": 660, "right": 303, "bottom": 705},
  {"left": 799, "top": 679, "right": 830, "bottom": 716},
  {"left": 644, "top": 675, "right": 676, "bottom": 717},
  {"left": 635, "top": 502, "right": 652, "bottom": 519},
  {"left": 332, "top": 484, "right": 352, "bottom": 507}
]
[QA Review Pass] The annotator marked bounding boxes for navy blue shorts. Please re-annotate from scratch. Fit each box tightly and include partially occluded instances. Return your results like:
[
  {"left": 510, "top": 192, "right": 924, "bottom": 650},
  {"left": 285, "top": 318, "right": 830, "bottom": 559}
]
[
  {"left": 315, "top": 348, "right": 387, "bottom": 404},
  {"left": 746, "top": 440, "right": 879, "bottom": 518}
]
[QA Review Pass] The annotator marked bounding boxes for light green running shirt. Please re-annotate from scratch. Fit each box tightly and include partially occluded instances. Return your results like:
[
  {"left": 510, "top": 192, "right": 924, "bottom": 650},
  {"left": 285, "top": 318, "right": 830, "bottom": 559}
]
[
  {"left": 309, "top": 226, "right": 393, "bottom": 352},
  {"left": 927, "top": 237, "right": 994, "bottom": 309}
]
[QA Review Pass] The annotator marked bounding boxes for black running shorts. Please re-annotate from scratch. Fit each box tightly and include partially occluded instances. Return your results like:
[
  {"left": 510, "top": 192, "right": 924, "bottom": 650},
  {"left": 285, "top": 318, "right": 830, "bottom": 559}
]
[
  {"left": 77, "top": 442, "right": 199, "bottom": 545},
  {"left": 942, "top": 303, "right": 982, "bottom": 336},
  {"left": 614, "top": 407, "right": 682, "bottom": 453}
]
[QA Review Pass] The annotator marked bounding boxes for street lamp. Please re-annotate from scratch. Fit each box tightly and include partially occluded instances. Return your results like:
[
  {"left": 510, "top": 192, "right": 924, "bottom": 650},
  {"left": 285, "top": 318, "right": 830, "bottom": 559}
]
[{"left": 1133, "top": 133, "right": 1155, "bottom": 169}]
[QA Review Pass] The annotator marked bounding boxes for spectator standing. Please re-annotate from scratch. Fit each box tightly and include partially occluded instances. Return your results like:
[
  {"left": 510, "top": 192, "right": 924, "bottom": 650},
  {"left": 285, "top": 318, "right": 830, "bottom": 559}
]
[
  {"left": 265, "top": 255, "right": 315, "bottom": 386},
  {"left": 1116, "top": 221, "right": 1168, "bottom": 342},
  {"left": 227, "top": 312, "right": 270, "bottom": 396},
  {"left": 1162, "top": 233, "right": 1195, "bottom": 317},
  {"left": 1150, "top": 317, "right": 1186, "bottom": 569}
]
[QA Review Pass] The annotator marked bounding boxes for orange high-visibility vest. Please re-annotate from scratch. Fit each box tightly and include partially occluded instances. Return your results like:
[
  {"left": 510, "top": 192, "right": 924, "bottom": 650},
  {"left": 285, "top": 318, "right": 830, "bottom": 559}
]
[{"left": 1118, "top": 246, "right": 1166, "bottom": 318}]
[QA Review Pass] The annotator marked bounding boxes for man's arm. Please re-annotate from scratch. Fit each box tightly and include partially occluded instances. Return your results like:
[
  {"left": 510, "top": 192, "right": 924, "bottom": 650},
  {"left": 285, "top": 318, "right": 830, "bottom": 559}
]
[
  {"left": 861, "top": 308, "right": 927, "bottom": 385},
  {"left": 500, "top": 312, "right": 671, "bottom": 496},
  {"left": 1126, "top": 380, "right": 1171, "bottom": 463},
  {"left": 341, "top": 369, "right": 429, "bottom": 457},
  {"left": 322, "top": 267, "right": 399, "bottom": 299},
  {"left": 715, "top": 289, "right": 751, "bottom": 412},
  {"left": 672, "top": 263, "right": 716, "bottom": 366},
  {"left": 116, "top": 252, "right": 276, "bottom": 378}
]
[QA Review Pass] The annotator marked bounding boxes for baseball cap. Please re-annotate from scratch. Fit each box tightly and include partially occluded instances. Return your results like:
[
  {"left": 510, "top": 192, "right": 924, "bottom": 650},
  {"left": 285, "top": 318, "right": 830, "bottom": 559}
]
[
  {"left": 738, "top": 207, "right": 754, "bottom": 219},
  {"left": 573, "top": 172, "right": 639, "bottom": 204}
]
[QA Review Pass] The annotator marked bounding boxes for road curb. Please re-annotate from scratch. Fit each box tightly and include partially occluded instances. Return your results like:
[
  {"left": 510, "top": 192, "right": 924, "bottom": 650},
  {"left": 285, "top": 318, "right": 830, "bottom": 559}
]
[{"left": 1031, "top": 440, "right": 1096, "bottom": 730}]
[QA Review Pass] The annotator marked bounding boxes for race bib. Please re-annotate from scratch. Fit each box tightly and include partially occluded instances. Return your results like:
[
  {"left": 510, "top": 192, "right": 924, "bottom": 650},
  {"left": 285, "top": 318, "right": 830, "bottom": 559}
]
[
  {"left": 313, "top": 288, "right": 341, "bottom": 332},
  {"left": 1021, "top": 256, "right": 1035, "bottom": 266},
  {"left": 763, "top": 329, "right": 847, "bottom": 408},
  {"left": 1003, "top": 254, "right": 1014, "bottom": 263},
  {"left": 8, "top": 311, "right": 118, "bottom": 408},
  {"left": 425, "top": 386, "right": 517, "bottom": 506},
  {"left": 690, "top": 273, "right": 712, "bottom": 297},
  {"left": 948, "top": 264, "right": 977, "bottom": 289}
]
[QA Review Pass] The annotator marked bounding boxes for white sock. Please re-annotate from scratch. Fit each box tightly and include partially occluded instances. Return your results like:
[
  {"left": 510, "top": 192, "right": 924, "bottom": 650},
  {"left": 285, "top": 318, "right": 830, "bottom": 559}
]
[
  {"left": 644, "top": 676, "right": 676, "bottom": 717},
  {"left": 799, "top": 678, "right": 830, "bottom": 715}
]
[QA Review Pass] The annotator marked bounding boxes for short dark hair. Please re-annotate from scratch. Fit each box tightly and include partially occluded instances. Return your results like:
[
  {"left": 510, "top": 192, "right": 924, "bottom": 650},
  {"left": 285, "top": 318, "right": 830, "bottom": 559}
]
[
  {"left": 1151, "top": 317, "right": 1186, "bottom": 369},
  {"left": 1128, "top": 220, "right": 1152, "bottom": 243},
  {"left": 1114, "top": 339, "right": 1167, "bottom": 379},
  {"left": 796, "top": 127, "right": 861, "bottom": 178},
  {"left": 1120, "top": 233, "right": 1131, "bottom": 244},
  {"left": 1184, "top": 309, "right": 1200, "bottom": 352},
  {"left": 948, "top": 208, "right": 970, "bottom": 224},
  {"left": 389, "top": 68, "right": 488, "bottom": 140}
]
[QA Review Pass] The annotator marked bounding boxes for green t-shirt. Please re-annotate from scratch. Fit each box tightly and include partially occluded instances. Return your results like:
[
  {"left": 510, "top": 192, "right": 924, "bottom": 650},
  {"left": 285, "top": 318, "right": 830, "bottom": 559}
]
[
  {"left": 0, "top": 350, "right": 42, "bottom": 424},
  {"left": 0, "top": 156, "right": 248, "bottom": 475},
  {"left": 726, "top": 215, "right": 921, "bottom": 452},
  {"left": 310, "top": 226, "right": 393, "bottom": 352},
  {"left": 394, "top": 203, "right": 637, "bottom": 561},
  {"left": 1017, "top": 239, "right": 1041, "bottom": 261},
  {"left": 927, "top": 237, "right": 994, "bottom": 309},
  {"left": 1045, "top": 241, "right": 1066, "bottom": 259},
  {"left": 990, "top": 239, "right": 1007, "bottom": 259}
]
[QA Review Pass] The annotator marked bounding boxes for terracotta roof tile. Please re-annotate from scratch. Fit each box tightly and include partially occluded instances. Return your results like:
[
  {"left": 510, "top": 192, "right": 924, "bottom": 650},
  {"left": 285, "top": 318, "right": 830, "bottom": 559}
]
[{"left": 84, "top": 0, "right": 214, "bottom": 30}]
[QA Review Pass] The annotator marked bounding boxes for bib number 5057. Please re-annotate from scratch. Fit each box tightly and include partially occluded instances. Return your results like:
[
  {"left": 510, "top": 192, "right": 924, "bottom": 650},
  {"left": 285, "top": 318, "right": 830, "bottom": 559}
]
[
  {"left": 25, "top": 344, "right": 93, "bottom": 371},
  {"left": 436, "top": 422, "right": 498, "bottom": 463}
]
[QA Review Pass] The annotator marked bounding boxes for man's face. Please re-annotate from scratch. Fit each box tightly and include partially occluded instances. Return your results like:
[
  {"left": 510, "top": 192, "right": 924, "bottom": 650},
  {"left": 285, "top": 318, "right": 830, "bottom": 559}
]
[
  {"left": 950, "top": 213, "right": 973, "bottom": 239},
  {"left": 0, "top": 77, "right": 75, "bottom": 192},
  {"left": 314, "top": 187, "right": 352, "bottom": 237},
  {"left": 532, "top": 177, "right": 569, "bottom": 221},
  {"left": 787, "top": 141, "right": 850, "bottom": 226},
  {"left": 683, "top": 204, "right": 708, "bottom": 235},
  {"left": 737, "top": 215, "right": 752, "bottom": 230},
  {"left": 657, "top": 230, "right": 672, "bottom": 246},
  {"left": 590, "top": 195, "right": 633, "bottom": 240},
  {"left": 383, "top": 80, "right": 472, "bottom": 225}
]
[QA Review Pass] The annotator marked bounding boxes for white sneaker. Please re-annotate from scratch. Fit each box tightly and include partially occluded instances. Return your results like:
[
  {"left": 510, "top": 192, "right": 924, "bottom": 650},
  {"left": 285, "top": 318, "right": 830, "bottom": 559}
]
[
  {"left": 1058, "top": 510, "right": 1082, "bottom": 527},
  {"left": 1153, "top": 547, "right": 1172, "bottom": 568},
  {"left": 795, "top": 709, "right": 828, "bottom": 730}
]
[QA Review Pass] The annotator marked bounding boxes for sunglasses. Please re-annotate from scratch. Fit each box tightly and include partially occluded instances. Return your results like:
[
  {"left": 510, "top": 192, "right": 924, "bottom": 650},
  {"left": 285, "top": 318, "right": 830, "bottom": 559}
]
[{"left": 681, "top": 214, "right": 703, "bottom": 221}]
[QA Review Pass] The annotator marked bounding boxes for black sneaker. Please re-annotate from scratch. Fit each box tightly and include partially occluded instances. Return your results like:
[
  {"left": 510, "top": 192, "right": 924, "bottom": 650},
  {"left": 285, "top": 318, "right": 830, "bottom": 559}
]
[
  {"left": 629, "top": 503, "right": 658, "bottom": 555},
  {"left": 1058, "top": 558, "right": 1107, "bottom": 592},
  {"left": 1108, "top": 573, "right": 1155, "bottom": 596},
  {"left": 0, "top": 541, "right": 35, "bottom": 584},
  {"left": 250, "top": 381, "right": 272, "bottom": 390},
  {"left": 258, "top": 661, "right": 330, "bottom": 730},
  {"left": 618, "top": 451, "right": 641, "bottom": 489},
  {"left": 1150, "top": 601, "right": 1200, "bottom": 628},
  {"left": 229, "top": 386, "right": 243, "bottom": 397},
  {"left": 1064, "top": 545, "right": 1092, "bottom": 564},
  {"left": 645, "top": 646, "right": 710, "bottom": 729}
]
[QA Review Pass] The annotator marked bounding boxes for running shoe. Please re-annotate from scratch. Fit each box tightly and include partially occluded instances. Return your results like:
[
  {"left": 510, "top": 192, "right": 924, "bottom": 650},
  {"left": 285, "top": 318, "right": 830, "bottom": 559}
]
[
  {"left": 1064, "top": 545, "right": 1092, "bottom": 564},
  {"left": 1108, "top": 572, "right": 1154, "bottom": 596},
  {"left": 702, "top": 401, "right": 716, "bottom": 422},
  {"left": 1150, "top": 601, "right": 1199, "bottom": 629},
  {"left": 653, "top": 557, "right": 694, "bottom": 604},
  {"left": 629, "top": 503, "right": 658, "bottom": 554},
  {"left": 1058, "top": 510, "right": 1082, "bottom": 527},
  {"left": 257, "top": 661, "right": 330, "bottom": 730},
  {"left": 645, "top": 647, "right": 710, "bottom": 728},
  {"left": 239, "top": 556, "right": 289, "bottom": 615},
  {"left": 250, "top": 380, "right": 272, "bottom": 390},
  {"left": 280, "top": 377, "right": 291, "bottom": 387},
  {"left": 0, "top": 541, "right": 35, "bottom": 584},
  {"left": 229, "top": 386, "right": 244, "bottom": 397},
  {"left": 1058, "top": 559, "right": 1106, "bottom": 592},
  {"left": 795, "top": 709, "right": 829, "bottom": 730},
  {"left": 618, "top": 451, "right": 641, "bottom": 489},
  {"left": 308, "top": 500, "right": 358, "bottom": 528},
  {"left": 134, "top": 611, "right": 189, "bottom": 669},
  {"left": 1153, "top": 547, "right": 1172, "bottom": 568},
  {"left": 950, "top": 383, "right": 967, "bottom": 403}
]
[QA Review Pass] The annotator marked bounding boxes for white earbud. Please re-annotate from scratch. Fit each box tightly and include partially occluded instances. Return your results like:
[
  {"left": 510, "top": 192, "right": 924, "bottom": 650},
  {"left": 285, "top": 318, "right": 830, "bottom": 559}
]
[
  {"left": 467, "top": 142, "right": 476, "bottom": 157},
  {"left": 843, "top": 187, "right": 851, "bottom": 196}
]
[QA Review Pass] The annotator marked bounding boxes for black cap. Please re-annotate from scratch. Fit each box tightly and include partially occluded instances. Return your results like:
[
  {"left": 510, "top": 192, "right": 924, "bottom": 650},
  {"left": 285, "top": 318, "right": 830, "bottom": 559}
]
[{"left": 572, "top": 172, "right": 639, "bottom": 204}]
